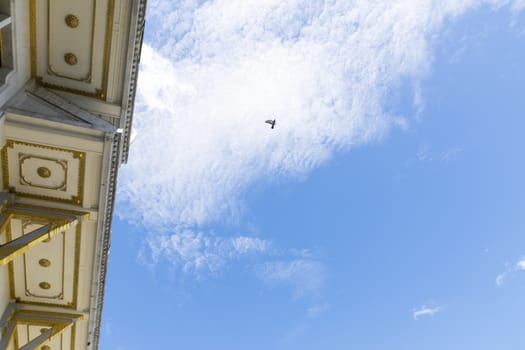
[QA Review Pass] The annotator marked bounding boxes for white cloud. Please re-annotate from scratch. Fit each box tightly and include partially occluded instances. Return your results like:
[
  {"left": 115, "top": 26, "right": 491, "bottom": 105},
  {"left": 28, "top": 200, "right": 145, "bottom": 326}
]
[
  {"left": 117, "top": 1, "right": 523, "bottom": 230},
  {"left": 231, "top": 236, "right": 270, "bottom": 254},
  {"left": 440, "top": 146, "right": 463, "bottom": 162},
  {"left": 495, "top": 257, "right": 525, "bottom": 286},
  {"left": 416, "top": 146, "right": 432, "bottom": 162},
  {"left": 413, "top": 306, "right": 441, "bottom": 320},
  {"left": 516, "top": 259, "right": 525, "bottom": 270},
  {"left": 496, "top": 273, "right": 506, "bottom": 286},
  {"left": 145, "top": 230, "right": 271, "bottom": 273},
  {"left": 307, "top": 303, "right": 331, "bottom": 318},
  {"left": 256, "top": 259, "right": 325, "bottom": 299},
  {"left": 117, "top": 1, "right": 524, "bottom": 275}
]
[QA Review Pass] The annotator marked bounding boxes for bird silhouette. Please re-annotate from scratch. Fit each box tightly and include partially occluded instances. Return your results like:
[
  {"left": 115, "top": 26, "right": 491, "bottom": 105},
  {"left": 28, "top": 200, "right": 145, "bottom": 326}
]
[{"left": 265, "top": 119, "right": 276, "bottom": 129}]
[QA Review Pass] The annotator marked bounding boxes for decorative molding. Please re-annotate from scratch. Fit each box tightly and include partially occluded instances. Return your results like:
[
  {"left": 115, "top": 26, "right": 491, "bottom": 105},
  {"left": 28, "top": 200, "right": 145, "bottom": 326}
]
[
  {"left": 4, "top": 205, "right": 86, "bottom": 309},
  {"left": 19, "top": 154, "right": 68, "bottom": 191},
  {"left": 120, "top": 0, "right": 147, "bottom": 164},
  {"left": 91, "top": 134, "right": 119, "bottom": 349},
  {"left": 46, "top": 1, "right": 95, "bottom": 82},
  {"left": 2, "top": 140, "right": 85, "bottom": 206},
  {"left": 30, "top": 0, "right": 115, "bottom": 100}
]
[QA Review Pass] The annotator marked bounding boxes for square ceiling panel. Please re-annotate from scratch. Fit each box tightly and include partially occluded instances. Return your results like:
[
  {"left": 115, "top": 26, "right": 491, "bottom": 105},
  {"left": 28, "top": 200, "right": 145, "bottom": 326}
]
[{"left": 2, "top": 140, "right": 85, "bottom": 205}]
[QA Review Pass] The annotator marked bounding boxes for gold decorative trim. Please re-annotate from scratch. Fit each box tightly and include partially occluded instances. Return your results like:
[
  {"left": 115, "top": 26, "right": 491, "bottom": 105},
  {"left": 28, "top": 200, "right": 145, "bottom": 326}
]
[
  {"left": 35, "top": 77, "right": 104, "bottom": 99},
  {"left": 30, "top": 0, "right": 114, "bottom": 100},
  {"left": 6, "top": 207, "right": 86, "bottom": 309},
  {"left": 14, "top": 326, "right": 19, "bottom": 349},
  {"left": 47, "top": 1, "right": 94, "bottom": 82},
  {"left": 72, "top": 223, "right": 81, "bottom": 309},
  {"left": 12, "top": 227, "right": 81, "bottom": 308},
  {"left": 64, "top": 53, "right": 78, "bottom": 66},
  {"left": 100, "top": 0, "right": 115, "bottom": 100},
  {"left": 7, "top": 221, "right": 15, "bottom": 299},
  {"left": 30, "top": 0, "right": 36, "bottom": 78},
  {"left": 65, "top": 14, "right": 79, "bottom": 28},
  {"left": 19, "top": 154, "right": 68, "bottom": 191},
  {"left": 2, "top": 140, "right": 85, "bottom": 206},
  {"left": 23, "top": 219, "right": 67, "bottom": 300}
]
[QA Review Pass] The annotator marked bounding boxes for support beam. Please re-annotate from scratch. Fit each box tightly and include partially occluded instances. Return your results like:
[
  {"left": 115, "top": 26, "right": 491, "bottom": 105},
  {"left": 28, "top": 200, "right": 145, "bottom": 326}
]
[
  {"left": 18, "top": 329, "right": 52, "bottom": 350},
  {"left": 0, "top": 308, "right": 82, "bottom": 350},
  {"left": 0, "top": 302, "right": 16, "bottom": 329},
  {"left": 0, "top": 218, "right": 78, "bottom": 266},
  {"left": 0, "top": 192, "right": 13, "bottom": 211},
  {"left": 9, "top": 205, "right": 87, "bottom": 221},
  {"left": 18, "top": 323, "right": 74, "bottom": 350},
  {"left": 0, "top": 211, "right": 10, "bottom": 233},
  {"left": 0, "top": 320, "right": 15, "bottom": 350}
]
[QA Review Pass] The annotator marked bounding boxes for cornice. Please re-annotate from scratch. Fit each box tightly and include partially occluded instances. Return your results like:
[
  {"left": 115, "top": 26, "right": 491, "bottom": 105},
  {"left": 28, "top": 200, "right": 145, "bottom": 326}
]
[
  {"left": 119, "top": 0, "right": 147, "bottom": 164},
  {"left": 89, "top": 133, "right": 120, "bottom": 350}
]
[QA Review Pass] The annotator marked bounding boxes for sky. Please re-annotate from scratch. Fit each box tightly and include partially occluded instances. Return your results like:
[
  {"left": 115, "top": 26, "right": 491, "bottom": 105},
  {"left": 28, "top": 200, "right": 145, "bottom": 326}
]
[{"left": 101, "top": 1, "right": 525, "bottom": 349}]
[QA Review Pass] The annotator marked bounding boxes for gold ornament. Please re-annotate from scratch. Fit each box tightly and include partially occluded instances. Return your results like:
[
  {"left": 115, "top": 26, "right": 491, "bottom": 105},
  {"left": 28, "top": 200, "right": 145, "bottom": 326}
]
[
  {"left": 37, "top": 166, "right": 51, "bottom": 178},
  {"left": 65, "top": 14, "right": 79, "bottom": 28},
  {"left": 39, "top": 282, "right": 51, "bottom": 290},
  {"left": 64, "top": 53, "right": 78, "bottom": 65}
]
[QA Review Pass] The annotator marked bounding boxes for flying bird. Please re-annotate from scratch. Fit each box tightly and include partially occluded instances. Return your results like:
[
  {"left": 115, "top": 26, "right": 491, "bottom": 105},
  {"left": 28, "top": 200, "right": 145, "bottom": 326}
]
[{"left": 265, "top": 119, "right": 276, "bottom": 129}]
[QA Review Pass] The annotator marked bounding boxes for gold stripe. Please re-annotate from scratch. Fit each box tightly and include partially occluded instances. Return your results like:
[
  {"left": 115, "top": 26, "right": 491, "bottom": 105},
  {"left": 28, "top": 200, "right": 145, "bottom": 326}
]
[
  {"left": 1, "top": 140, "right": 13, "bottom": 193},
  {"left": 72, "top": 223, "right": 81, "bottom": 308},
  {"left": 0, "top": 28, "right": 4, "bottom": 67},
  {"left": 14, "top": 325, "right": 19, "bottom": 349},
  {"left": 7, "top": 221, "right": 15, "bottom": 299},
  {"left": 71, "top": 322, "right": 76, "bottom": 350},
  {"left": 100, "top": 0, "right": 115, "bottom": 100},
  {"left": 30, "top": 0, "right": 36, "bottom": 77}
]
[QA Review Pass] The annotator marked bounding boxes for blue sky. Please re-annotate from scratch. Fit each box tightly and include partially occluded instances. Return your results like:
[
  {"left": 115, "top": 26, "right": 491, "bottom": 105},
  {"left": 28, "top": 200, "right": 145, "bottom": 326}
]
[{"left": 101, "top": 1, "right": 525, "bottom": 349}]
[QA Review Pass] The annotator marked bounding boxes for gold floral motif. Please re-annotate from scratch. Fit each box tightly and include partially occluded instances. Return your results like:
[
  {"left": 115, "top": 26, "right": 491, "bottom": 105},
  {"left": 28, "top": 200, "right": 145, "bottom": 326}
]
[{"left": 65, "top": 14, "right": 79, "bottom": 28}]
